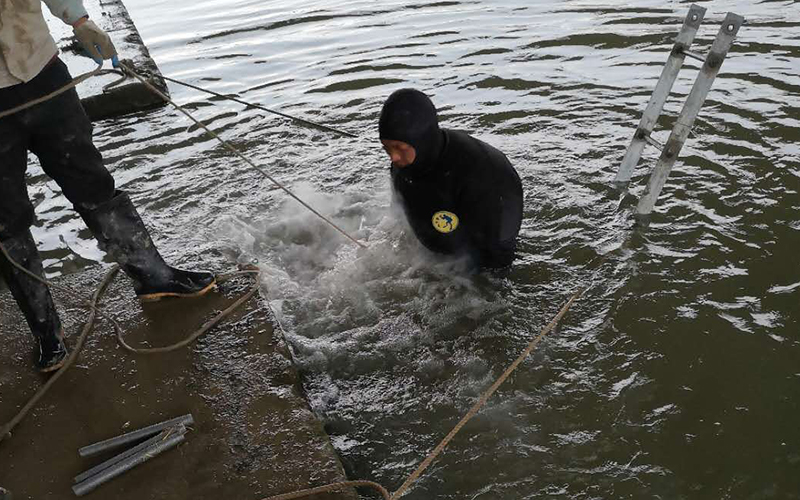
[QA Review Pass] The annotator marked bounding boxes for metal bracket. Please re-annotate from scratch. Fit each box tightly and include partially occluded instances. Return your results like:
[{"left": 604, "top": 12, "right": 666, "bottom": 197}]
[{"left": 614, "top": 6, "right": 744, "bottom": 216}]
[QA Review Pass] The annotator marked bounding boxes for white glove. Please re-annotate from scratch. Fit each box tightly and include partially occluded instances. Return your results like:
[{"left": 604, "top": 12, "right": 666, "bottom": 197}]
[{"left": 73, "top": 19, "right": 117, "bottom": 63}]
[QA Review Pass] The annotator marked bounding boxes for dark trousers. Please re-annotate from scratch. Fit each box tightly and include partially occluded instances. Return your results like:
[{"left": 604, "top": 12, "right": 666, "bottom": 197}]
[{"left": 0, "top": 58, "right": 115, "bottom": 240}]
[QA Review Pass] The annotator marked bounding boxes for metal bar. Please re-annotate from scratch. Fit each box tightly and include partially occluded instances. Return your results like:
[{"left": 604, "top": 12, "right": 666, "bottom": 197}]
[
  {"left": 72, "top": 427, "right": 186, "bottom": 497},
  {"left": 645, "top": 135, "right": 664, "bottom": 151},
  {"left": 682, "top": 49, "right": 706, "bottom": 63},
  {"left": 636, "top": 12, "right": 744, "bottom": 215},
  {"left": 78, "top": 414, "right": 193, "bottom": 458},
  {"left": 74, "top": 426, "right": 184, "bottom": 484},
  {"left": 614, "top": 4, "right": 706, "bottom": 184}
]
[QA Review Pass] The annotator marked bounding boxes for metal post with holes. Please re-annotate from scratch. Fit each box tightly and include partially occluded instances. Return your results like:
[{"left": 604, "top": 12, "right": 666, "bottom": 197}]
[
  {"left": 636, "top": 13, "right": 744, "bottom": 215},
  {"left": 614, "top": 4, "right": 706, "bottom": 184},
  {"left": 614, "top": 7, "right": 744, "bottom": 216}
]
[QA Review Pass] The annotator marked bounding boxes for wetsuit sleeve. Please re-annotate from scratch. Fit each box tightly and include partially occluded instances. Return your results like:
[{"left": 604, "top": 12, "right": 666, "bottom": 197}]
[
  {"left": 457, "top": 148, "right": 523, "bottom": 269},
  {"left": 41, "top": 0, "right": 88, "bottom": 25},
  {"left": 460, "top": 183, "right": 522, "bottom": 268}
]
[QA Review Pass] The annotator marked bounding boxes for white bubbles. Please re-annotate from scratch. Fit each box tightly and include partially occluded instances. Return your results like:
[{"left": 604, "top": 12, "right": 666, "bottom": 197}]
[{"left": 215, "top": 183, "right": 510, "bottom": 404}]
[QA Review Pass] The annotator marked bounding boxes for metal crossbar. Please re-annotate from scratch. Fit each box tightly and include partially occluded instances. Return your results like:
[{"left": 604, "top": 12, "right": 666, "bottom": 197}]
[{"left": 614, "top": 5, "right": 745, "bottom": 216}]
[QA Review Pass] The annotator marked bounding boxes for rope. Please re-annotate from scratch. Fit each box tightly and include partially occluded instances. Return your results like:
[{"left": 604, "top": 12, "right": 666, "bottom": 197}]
[
  {"left": 115, "top": 269, "right": 260, "bottom": 354},
  {"left": 258, "top": 290, "right": 581, "bottom": 500},
  {"left": 261, "top": 481, "right": 391, "bottom": 500},
  {"left": 0, "top": 265, "right": 119, "bottom": 442},
  {"left": 117, "top": 62, "right": 367, "bottom": 250},
  {"left": 390, "top": 289, "right": 581, "bottom": 498},
  {"left": 158, "top": 74, "right": 359, "bottom": 138},
  {"left": 0, "top": 242, "right": 261, "bottom": 443},
  {"left": 0, "top": 65, "right": 114, "bottom": 120}
]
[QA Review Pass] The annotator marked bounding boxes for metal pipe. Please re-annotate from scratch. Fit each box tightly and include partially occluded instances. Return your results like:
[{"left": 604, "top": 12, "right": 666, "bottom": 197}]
[
  {"left": 74, "top": 425, "right": 185, "bottom": 483},
  {"left": 72, "top": 428, "right": 186, "bottom": 497},
  {"left": 636, "top": 12, "right": 744, "bottom": 215},
  {"left": 682, "top": 49, "right": 706, "bottom": 62},
  {"left": 614, "top": 4, "right": 706, "bottom": 183},
  {"left": 78, "top": 414, "right": 193, "bottom": 458},
  {"left": 644, "top": 135, "right": 664, "bottom": 151}
]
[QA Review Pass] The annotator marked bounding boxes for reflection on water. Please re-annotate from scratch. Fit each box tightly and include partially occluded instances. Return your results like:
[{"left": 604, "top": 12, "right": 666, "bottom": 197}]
[{"left": 25, "top": 0, "right": 800, "bottom": 497}]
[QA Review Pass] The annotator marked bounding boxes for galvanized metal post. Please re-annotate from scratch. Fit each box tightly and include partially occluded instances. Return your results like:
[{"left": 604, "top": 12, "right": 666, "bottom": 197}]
[
  {"left": 72, "top": 426, "right": 186, "bottom": 497},
  {"left": 74, "top": 429, "right": 174, "bottom": 484},
  {"left": 636, "top": 13, "right": 744, "bottom": 215},
  {"left": 614, "top": 4, "right": 706, "bottom": 184},
  {"left": 78, "top": 413, "right": 193, "bottom": 458}
]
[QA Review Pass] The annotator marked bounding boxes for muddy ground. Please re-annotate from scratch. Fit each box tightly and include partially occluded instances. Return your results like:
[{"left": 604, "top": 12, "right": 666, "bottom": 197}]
[{"left": 0, "top": 265, "right": 357, "bottom": 500}]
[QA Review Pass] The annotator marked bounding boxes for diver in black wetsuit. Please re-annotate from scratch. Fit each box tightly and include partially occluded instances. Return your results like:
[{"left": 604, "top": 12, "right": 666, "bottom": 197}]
[{"left": 379, "top": 88, "right": 524, "bottom": 269}]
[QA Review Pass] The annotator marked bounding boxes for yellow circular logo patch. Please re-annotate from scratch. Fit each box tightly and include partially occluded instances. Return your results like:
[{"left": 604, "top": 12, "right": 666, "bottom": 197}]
[{"left": 432, "top": 211, "right": 459, "bottom": 233}]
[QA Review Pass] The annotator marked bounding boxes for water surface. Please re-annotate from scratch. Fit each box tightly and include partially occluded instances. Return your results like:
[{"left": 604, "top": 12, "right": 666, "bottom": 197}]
[{"left": 26, "top": 0, "right": 800, "bottom": 497}]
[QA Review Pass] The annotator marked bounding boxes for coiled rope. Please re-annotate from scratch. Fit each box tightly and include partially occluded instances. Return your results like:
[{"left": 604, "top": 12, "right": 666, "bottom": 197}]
[{"left": 0, "top": 64, "right": 103, "bottom": 120}]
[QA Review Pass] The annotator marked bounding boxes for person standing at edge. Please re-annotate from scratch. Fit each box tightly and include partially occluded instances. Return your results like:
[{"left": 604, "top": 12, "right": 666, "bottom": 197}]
[
  {"left": 0, "top": 0, "right": 216, "bottom": 372},
  {"left": 379, "top": 88, "right": 524, "bottom": 270}
]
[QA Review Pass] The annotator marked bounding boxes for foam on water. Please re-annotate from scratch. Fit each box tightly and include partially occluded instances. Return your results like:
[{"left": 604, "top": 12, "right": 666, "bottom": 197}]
[{"left": 218, "top": 182, "right": 512, "bottom": 382}]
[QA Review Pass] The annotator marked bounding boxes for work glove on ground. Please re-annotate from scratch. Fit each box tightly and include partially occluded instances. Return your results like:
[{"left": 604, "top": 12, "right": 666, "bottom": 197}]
[{"left": 73, "top": 19, "right": 117, "bottom": 64}]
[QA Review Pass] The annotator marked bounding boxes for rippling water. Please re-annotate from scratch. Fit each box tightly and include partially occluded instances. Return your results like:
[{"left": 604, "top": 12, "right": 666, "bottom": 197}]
[{"left": 26, "top": 0, "right": 800, "bottom": 497}]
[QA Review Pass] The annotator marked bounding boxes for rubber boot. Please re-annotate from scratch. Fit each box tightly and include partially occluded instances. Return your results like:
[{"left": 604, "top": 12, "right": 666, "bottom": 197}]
[
  {"left": 77, "top": 191, "right": 216, "bottom": 301},
  {"left": 0, "top": 231, "right": 67, "bottom": 373}
]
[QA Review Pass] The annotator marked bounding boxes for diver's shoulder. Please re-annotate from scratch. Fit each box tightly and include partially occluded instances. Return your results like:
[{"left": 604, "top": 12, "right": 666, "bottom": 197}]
[
  {"left": 442, "top": 128, "right": 478, "bottom": 148},
  {"left": 444, "top": 128, "right": 505, "bottom": 154},
  {"left": 442, "top": 128, "right": 510, "bottom": 169}
]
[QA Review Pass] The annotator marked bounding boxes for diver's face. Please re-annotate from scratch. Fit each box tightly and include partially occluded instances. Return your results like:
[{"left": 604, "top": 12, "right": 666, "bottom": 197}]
[{"left": 381, "top": 139, "right": 416, "bottom": 168}]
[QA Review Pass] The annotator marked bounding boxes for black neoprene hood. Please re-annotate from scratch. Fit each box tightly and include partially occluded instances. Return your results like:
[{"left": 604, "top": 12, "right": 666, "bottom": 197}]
[{"left": 379, "top": 88, "right": 444, "bottom": 173}]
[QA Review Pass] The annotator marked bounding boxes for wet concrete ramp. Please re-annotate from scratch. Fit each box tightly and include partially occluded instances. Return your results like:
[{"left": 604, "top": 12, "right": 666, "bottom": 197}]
[
  {"left": 0, "top": 265, "right": 356, "bottom": 500},
  {"left": 45, "top": 0, "right": 168, "bottom": 121}
]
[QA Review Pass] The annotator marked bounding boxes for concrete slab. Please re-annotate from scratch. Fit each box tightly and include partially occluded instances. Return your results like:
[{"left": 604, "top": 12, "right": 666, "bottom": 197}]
[
  {"left": 0, "top": 265, "right": 357, "bottom": 500},
  {"left": 45, "top": 0, "right": 169, "bottom": 121}
]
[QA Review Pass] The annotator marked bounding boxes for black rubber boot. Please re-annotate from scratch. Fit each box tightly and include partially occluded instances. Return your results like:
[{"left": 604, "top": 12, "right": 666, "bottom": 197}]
[
  {"left": 77, "top": 191, "right": 216, "bottom": 301},
  {"left": 0, "top": 231, "right": 68, "bottom": 373}
]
